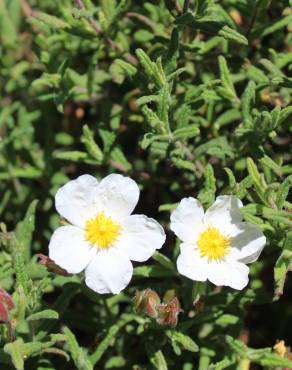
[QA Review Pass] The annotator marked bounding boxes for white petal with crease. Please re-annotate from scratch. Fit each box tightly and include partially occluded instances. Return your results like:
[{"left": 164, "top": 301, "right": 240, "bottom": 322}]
[
  {"left": 94, "top": 174, "right": 140, "bottom": 220},
  {"left": 49, "top": 226, "right": 95, "bottom": 274},
  {"left": 118, "top": 215, "right": 166, "bottom": 262},
  {"left": 55, "top": 175, "right": 99, "bottom": 227},
  {"left": 85, "top": 248, "right": 133, "bottom": 294},
  {"left": 170, "top": 197, "right": 204, "bottom": 243}
]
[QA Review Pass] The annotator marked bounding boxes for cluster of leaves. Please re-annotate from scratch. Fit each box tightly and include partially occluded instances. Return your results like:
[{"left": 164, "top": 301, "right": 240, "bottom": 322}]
[{"left": 0, "top": 0, "right": 291, "bottom": 369}]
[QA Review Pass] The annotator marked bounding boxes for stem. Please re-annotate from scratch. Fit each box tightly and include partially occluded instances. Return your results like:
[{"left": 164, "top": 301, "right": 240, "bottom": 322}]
[
  {"left": 74, "top": 0, "right": 138, "bottom": 64},
  {"left": 183, "top": 0, "right": 190, "bottom": 13},
  {"left": 246, "top": 6, "right": 258, "bottom": 38}
]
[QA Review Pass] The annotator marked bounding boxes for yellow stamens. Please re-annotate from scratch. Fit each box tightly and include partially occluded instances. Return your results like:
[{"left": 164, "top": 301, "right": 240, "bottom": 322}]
[
  {"left": 85, "top": 211, "right": 122, "bottom": 248},
  {"left": 273, "top": 340, "right": 287, "bottom": 358},
  {"left": 197, "top": 226, "right": 231, "bottom": 261}
]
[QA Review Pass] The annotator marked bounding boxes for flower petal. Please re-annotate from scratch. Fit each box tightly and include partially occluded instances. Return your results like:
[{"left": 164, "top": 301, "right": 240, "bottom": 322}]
[
  {"left": 85, "top": 248, "right": 133, "bottom": 294},
  {"left": 55, "top": 175, "right": 99, "bottom": 227},
  {"left": 118, "top": 215, "right": 166, "bottom": 262},
  {"left": 95, "top": 174, "right": 140, "bottom": 220},
  {"left": 176, "top": 243, "right": 208, "bottom": 282},
  {"left": 229, "top": 223, "right": 266, "bottom": 264},
  {"left": 170, "top": 197, "right": 204, "bottom": 243},
  {"left": 207, "top": 260, "right": 249, "bottom": 290},
  {"left": 49, "top": 226, "right": 95, "bottom": 274},
  {"left": 204, "top": 195, "right": 243, "bottom": 235}
]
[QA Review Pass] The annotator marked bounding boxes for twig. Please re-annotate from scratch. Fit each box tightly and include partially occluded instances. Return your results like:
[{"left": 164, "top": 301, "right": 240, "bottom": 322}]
[
  {"left": 74, "top": 0, "right": 138, "bottom": 65},
  {"left": 183, "top": 0, "right": 190, "bottom": 13},
  {"left": 175, "top": 0, "right": 183, "bottom": 15},
  {"left": 74, "top": 0, "right": 102, "bottom": 35},
  {"left": 20, "top": 0, "right": 32, "bottom": 17},
  {"left": 246, "top": 6, "right": 258, "bottom": 38}
]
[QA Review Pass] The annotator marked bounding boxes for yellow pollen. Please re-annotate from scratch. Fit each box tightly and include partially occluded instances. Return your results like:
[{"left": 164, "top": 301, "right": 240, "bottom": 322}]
[
  {"left": 85, "top": 211, "right": 122, "bottom": 249},
  {"left": 197, "top": 226, "right": 231, "bottom": 261}
]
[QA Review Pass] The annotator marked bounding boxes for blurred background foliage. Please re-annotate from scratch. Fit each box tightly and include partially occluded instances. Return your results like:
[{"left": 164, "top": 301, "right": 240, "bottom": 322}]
[{"left": 0, "top": 0, "right": 292, "bottom": 369}]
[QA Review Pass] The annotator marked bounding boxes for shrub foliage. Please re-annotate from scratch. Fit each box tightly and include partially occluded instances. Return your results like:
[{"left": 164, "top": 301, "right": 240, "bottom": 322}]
[{"left": 0, "top": 0, "right": 291, "bottom": 369}]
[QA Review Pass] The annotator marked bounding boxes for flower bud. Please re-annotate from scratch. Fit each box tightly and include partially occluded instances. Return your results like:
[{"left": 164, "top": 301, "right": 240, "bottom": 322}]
[
  {"left": 0, "top": 289, "right": 14, "bottom": 324},
  {"left": 134, "top": 288, "right": 160, "bottom": 318},
  {"left": 38, "top": 254, "right": 71, "bottom": 276},
  {"left": 157, "top": 297, "right": 182, "bottom": 327}
]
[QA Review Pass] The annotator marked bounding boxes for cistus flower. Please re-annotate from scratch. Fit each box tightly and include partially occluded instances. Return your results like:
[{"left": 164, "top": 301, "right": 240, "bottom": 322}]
[
  {"left": 48, "top": 174, "right": 166, "bottom": 294},
  {"left": 170, "top": 196, "right": 266, "bottom": 290}
]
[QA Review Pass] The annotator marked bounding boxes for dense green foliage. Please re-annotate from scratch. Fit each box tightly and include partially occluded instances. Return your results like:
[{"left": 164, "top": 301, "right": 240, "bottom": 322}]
[{"left": 0, "top": 0, "right": 292, "bottom": 369}]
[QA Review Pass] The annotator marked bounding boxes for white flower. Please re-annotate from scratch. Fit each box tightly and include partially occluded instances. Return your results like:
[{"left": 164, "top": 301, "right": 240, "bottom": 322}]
[
  {"left": 49, "top": 174, "right": 166, "bottom": 294},
  {"left": 170, "top": 196, "right": 266, "bottom": 290}
]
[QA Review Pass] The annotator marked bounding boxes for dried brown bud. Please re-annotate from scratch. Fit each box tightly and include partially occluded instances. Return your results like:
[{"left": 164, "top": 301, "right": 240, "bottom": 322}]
[
  {"left": 134, "top": 288, "right": 160, "bottom": 318},
  {"left": 38, "top": 254, "right": 71, "bottom": 276},
  {"left": 157, "top": 297, "right": 183, "bottom": 327},
  {"left": 0, "top": 289, "right": 14, "bottom": 324},
  {"left": 229, "top": 9, "right": 242, "bottom": 25}
]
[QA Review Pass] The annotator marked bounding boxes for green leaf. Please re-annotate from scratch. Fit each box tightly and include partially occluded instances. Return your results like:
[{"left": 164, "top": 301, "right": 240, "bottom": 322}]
[
  {"left": 133, "top": 265, "right": 176, "bottom": 278},
  {"left": 4, "top": 339, "right": 24, "bottom": 370},
  {"left": 164, "top": 27, "right": 179, "bottom": 74},
  {"left": 274, "top": 233, "right": 292, "bottom": 297},
  {"left": 150, "top": 350, "right": 168, "bottom": 370},
  {"left": 31, "top": 11, "right": 70, "bottom": 29},
  {"left": 54, "top": 150, "right": 95, "bottom": 164},
  {"left": 257, "top": 351, "right": 292, "bottom": 367},
  {"left": 81, "top": 125, "right": 103, "bottom": 163},
  {"left": 136, "top": 49, "right": 165, "bottom": 89},
  {"left": 173, "top": 125, "right": 200, "bottom": 140},
  {"left": 198, "top": 164, "right": 216, "bottom": 207},
  {"left": 218, "top": 56, "right": 237, "bottom": 99},
  {"left": 246, "top": 158, "right": 268, "bottom": 204},
  {"left": 166, "top": 330, "right": 199, "bottom": 355},
  {"left": 27, "top": 309, "right": 59, "bottom": 321},
  {"left": 218, "top": 25, "right": 248, "bottom": 45},
  {"left": 115, "top": 59, "right": 137, "bottom": 78},
  {"left": 152, "top": 251, "right": 176, "bottom": 272},
  {"left": 251, "top": 14, "right": 292, "bottom": 39},
  {"left": 89, "top": 315, "right": 136, "bottom": 365},
  {"left": 110, "top": 147, "right": 132, "bottom": 171},
  {"left": 276, "top": 175, "right": 292, "bottom": 209},
  {"left": 260, "top": 155, "right": 282, "bottom": 177},
  {"left": 225, "top": 335, "right": 248, "bottom": 357},
  {"left": 63, "top": 327, "right": 93, "bottom": 370},
  {"left": 241, "top": 81, "right": 255, "bottom": 126},
  {"left": 157, "top": 83, "right": 170, "bottom": 127},
  {"left": 15, "top": 200, "right": 38, "bottom": 262}
]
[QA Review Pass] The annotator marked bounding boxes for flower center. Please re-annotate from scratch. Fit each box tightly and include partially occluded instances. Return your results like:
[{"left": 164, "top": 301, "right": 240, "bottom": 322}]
[
  {"left": 85, "top": 211, "right": 122, "bottom": 249},
  {"left": 197, "top": 226, "right": 231, "bottom": 261}
]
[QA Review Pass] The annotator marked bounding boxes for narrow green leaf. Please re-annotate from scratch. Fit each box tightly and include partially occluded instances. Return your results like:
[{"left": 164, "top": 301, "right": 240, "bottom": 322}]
[
  {"left": 133, "top": 265, "right": 176, "bottom": 278},
  {"left": 150, "top": 350, "right": 168, "bottom": 370},
  {"left": 27, "top": 309, "right": 59, "bottom": 321},
  {"left": 218, "top": 25, "right": 248, "bottom": 45},
  {"left": 89, "top": 315, "right": 135, "bottom": 365},
  {"left": 31, "top": 11, "right": 70, "bottom": 29},
  {"left": 276, "top": 175, "right": 292, "bottom": 209},
  {"left": 218, "top": 56, "right": 236, "bottom": 98},
  {"left": 81, "top": 125, "right": 103, "bottom": 163},
  {"left": 274, "top": 233, "right": 292, "bottom": 297},
  {"left": 166, "top": 330, "right": 199, "bottom": 353},
  {"left": 152, "top": 251, "right": 176, "bottom": 272},
  {"left": 115, "top": 59, "right": 137, "bottom": 78},
  {"left": 4, "top": 339, "right": 24, "bottom": 370},
  {"left": 64, "top": 327, "right": 93, "bottom": 370},
  {"left": 241, "top": 81, "right": 255, "bottom": 126},
  {"left": 173, "top": 125, "right": 200, "bottom": 140}
]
